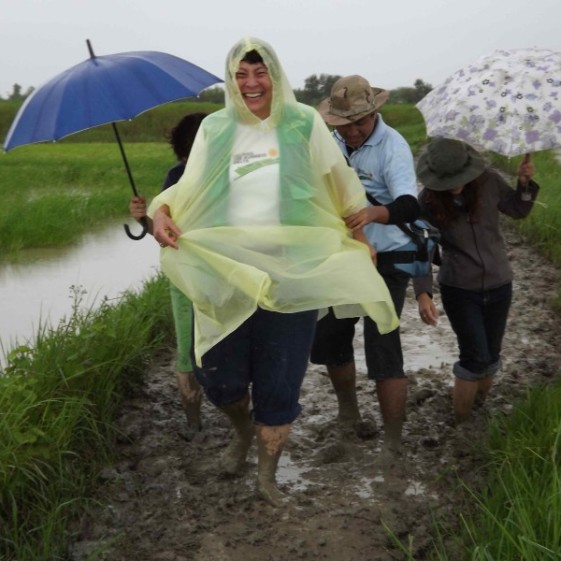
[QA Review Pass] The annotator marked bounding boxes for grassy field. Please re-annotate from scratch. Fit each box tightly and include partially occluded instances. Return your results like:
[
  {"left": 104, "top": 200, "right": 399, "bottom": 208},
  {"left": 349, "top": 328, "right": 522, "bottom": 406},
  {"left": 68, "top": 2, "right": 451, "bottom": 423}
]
[
  {"left": 0, "top": 275, "right": 174, "bottom": 559},
  {"left": 0, "top": 100, "right": 560, "bottom": 560},
  {"left": 0, "top": 100, "right": 221, "bottom": 253},
  {"left": 0, "top": 99, "right": 222, "bottom": 144}
]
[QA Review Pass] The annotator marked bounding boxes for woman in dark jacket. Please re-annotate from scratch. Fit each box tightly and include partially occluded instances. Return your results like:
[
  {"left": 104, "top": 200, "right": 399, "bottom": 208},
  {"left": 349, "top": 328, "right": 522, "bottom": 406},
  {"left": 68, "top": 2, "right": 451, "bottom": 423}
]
[{"left": 413, "top": 138, "right": 538, "bottom": 424}]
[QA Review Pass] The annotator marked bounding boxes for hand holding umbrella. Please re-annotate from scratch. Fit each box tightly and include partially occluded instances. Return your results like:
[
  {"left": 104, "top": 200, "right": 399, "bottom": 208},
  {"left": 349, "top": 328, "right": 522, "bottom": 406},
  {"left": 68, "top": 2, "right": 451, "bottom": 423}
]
[
  {"left": 518, "top": 153, "right": 534, "bottom": 186},
  {"left": 3, "top": 40, "right": 223, "bottom": 240},
  {"left": 518, "top": 153, "right": 536, "bottom": 201}
]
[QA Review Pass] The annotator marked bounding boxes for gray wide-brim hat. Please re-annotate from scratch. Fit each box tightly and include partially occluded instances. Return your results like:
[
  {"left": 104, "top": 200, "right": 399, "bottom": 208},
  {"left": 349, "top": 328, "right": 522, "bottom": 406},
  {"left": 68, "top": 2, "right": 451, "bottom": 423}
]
[
  {"left": 318, "top": 75, "right": 389, "bottom": 126},
  {"left": 416, "top": 137, "right": 487, "bottom": 191}
]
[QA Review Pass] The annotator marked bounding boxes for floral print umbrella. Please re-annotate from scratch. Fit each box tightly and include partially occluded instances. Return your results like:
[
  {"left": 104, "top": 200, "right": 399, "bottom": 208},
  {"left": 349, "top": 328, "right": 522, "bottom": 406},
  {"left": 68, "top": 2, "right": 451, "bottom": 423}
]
[{"left": 416, "top": 47, "right": 561, "bottom": 157}]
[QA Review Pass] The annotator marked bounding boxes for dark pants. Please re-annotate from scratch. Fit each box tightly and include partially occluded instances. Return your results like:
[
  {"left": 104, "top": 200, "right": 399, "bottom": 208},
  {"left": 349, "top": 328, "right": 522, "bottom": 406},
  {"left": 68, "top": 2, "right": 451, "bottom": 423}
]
[
  {"left": 440, "top": 282, "right": 512, "bottom": 380},
  {"left": 193, "top": 308, "right": 318, "bottom": 425},
  {"left": 310, "top": 266, "right": 410, "bottom": 380}
]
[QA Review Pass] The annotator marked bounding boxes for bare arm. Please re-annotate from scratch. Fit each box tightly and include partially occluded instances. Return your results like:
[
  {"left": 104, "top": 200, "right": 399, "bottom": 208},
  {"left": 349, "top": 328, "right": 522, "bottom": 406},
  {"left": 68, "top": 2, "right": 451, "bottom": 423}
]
[
  {"left": 152, "top": 205, "right": 182, "bottom": 249},
  {"left": 417, "top": 292, "right": 438, "bottom": 326},
  {"left": 352, "top": 227, "right": 377, "bottom": 265}
]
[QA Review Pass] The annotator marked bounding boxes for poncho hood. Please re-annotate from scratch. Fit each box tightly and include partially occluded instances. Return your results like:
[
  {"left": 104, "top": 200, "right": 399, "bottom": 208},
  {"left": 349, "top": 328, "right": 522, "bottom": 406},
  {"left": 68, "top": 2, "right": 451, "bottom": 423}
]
[{"left": 224, "top": 36, "right": 296, "bottom": 127}]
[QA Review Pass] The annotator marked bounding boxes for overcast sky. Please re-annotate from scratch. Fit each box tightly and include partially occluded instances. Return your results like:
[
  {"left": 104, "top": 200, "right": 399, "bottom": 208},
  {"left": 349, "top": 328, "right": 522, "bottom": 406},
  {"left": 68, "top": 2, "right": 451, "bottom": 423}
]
[{"left": 1, "top": 0, "right": 560, "bottom": 99}]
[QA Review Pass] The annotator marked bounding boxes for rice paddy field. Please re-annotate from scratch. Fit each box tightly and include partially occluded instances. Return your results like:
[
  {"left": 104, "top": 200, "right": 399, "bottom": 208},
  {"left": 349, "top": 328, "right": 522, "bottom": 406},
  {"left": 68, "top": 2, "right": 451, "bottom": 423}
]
[{"left": 0, "top": 99, "right": 560, "bottom": 560}]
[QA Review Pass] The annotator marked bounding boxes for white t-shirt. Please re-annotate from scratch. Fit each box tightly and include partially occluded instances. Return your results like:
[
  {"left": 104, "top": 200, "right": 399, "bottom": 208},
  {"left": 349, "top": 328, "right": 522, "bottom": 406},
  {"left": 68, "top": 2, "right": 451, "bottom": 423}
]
[{"left": 228, "top": 122, "right": 281, "bottom": 226}]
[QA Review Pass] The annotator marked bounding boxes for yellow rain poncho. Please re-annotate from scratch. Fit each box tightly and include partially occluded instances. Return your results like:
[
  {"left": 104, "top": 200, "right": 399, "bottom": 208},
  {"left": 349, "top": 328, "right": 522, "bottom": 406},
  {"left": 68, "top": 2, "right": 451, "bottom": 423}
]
[{"left": 149, "top": 37, "right": 398, "bottom": 364}]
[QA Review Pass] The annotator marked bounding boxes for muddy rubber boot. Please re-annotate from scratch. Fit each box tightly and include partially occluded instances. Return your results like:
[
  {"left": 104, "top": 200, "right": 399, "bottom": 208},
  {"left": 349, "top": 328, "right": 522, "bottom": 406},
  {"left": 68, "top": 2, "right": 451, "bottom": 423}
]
[
  {"left": 327, "top": 362, "right": 362, "bottom": 424},
  {"left": 219, "top": 394, "right": 254, "bottom": 475},
  {"left": 376, "top": 378, "right": 407, "bottom": 454},
  {"left": 382, "top": 419, "right": 404, "bottom": 455},
  {"left": 176, "top": 371, "right": 203, "bottom": 431},
  {"left": 255, "top": 424, "right": 290, "bottom": 507},
  {"left": 475, "top": 375, "right": 494, "bottom": 405},
  {"left": 453, "top": 377, "right": 479, "bottom": 425}
]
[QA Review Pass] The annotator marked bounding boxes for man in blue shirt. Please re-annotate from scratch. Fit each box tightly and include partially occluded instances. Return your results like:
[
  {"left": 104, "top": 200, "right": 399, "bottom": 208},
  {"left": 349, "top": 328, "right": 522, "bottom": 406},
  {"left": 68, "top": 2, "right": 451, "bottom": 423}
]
[{"left": 311, "top": 75, "right": 420, "bottom": 454}]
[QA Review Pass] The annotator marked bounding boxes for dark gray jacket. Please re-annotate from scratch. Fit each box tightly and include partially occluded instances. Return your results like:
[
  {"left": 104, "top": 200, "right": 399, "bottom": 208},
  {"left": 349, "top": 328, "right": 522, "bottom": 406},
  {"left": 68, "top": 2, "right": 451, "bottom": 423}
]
[{"left": 414, "top": 169, "right": 539, "bottom": 296}]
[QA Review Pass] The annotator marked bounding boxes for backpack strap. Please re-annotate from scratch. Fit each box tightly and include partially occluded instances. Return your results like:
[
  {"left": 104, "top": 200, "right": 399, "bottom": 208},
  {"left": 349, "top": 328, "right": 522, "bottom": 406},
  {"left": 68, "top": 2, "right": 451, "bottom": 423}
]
[{"left": 364, "top": 192, "right": 424, "bottom": 250}]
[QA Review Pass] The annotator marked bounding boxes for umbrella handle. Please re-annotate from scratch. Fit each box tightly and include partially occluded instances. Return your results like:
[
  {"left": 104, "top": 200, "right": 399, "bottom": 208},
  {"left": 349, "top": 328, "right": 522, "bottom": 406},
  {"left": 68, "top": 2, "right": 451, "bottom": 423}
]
[
  {"left": 124, "top": 216, "right": 149, "bottom": 240},
  {"left": 110, "top": 122, "right": 146, "bottom": 240}
]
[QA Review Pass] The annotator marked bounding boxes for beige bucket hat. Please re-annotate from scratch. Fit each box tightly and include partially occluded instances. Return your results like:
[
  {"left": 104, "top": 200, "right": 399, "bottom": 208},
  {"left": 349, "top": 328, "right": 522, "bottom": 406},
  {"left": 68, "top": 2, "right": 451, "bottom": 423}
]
[{"left": 318, "top": 75, "right": 390, "bottom": 126}]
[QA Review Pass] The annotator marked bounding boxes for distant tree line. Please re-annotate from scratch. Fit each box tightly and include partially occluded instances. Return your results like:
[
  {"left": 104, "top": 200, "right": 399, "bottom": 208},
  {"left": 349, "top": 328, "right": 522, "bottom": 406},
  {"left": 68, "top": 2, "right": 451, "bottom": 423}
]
[
  {"left": 389, "top": 79, "right": 433, "bottom": 104},
  {"left": 1, "top": 76, "right": 432, "bottom": 105},
  {"left": 1, "top": 84, "right": 35, "bottom": 102},
  {"left": 293, "top": 74, "right": 342, "bottom": 106},
  {"left": 198, "top": 75, "right": 432, "bottom": 106}
]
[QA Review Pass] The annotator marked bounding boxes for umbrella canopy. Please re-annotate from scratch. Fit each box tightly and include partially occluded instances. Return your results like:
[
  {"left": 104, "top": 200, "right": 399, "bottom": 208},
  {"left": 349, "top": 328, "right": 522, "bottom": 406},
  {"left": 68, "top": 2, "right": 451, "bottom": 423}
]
[
  {"left": 4, "top": 42, "right": 222, "bottom": 150},
  {"left": 3, "top": 40, "right": 223, "bottom": 239},
  {"left": 416, "top": 47, "right": 561, "bottom": 157}
]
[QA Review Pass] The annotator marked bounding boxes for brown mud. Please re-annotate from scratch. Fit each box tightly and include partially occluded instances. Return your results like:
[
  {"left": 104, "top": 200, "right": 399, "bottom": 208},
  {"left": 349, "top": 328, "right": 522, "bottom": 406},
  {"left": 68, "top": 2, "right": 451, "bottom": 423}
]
[{"left": 68, "top": 225, "right": 561, "bottom": 561}]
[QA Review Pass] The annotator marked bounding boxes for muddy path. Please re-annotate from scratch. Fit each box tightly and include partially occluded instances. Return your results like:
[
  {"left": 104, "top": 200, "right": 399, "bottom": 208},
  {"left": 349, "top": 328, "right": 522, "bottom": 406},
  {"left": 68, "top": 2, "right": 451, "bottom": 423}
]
[{"left": 68, "top": 225, "right": 561, "bottom": 561}]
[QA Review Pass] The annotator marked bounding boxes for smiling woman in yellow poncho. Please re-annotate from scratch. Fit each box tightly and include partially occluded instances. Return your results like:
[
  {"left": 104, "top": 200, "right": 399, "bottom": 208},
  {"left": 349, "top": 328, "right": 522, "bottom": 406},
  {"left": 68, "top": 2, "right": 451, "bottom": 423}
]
[{"left": 148, "top": 37, "right": 397, "bottom": 505}]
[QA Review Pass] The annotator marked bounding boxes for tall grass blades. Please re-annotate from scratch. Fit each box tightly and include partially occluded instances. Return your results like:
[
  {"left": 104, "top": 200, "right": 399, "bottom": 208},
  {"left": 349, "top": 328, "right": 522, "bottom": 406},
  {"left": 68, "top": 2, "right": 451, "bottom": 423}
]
[
  {"left": 473, "top": 383, "right": 561, "bottom": 560},
  {"left": 430, "top": 382, "right": 561, "bottom": 561},
  {"left": 0, "top": 274, "right": 173, "bottom": 560},
  {"left": 492, "top": 151, "right": 561, "bottom": 269},
  {"left": 0, "top": 143, "right": 171, "bottom": 253}
]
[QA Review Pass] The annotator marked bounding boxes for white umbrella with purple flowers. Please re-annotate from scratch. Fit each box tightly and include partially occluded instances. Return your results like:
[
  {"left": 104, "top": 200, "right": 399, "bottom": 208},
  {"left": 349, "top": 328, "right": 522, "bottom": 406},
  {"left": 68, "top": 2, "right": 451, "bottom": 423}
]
[{"left": 416, "top": 47, "right": 561, "bottom": 157}]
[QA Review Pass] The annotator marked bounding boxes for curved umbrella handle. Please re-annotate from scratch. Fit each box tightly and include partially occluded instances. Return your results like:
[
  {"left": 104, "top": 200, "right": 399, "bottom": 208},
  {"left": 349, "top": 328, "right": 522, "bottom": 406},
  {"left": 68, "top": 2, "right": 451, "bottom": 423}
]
[{"left": 124, "top": 216, "right": 149, "bottom": 240}]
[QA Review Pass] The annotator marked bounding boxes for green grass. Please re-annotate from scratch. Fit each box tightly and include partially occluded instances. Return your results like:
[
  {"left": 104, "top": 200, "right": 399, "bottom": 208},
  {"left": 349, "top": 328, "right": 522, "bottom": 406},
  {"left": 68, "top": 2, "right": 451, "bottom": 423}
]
[
  {"left": 1, "top": 100, "right": 561, "bottom": 560},
  {"left": 382, "top": 103, "right": 428, "bottom": 153},
  {"left": 0, "top": 99, "right": 222, "bottom": 144},
  {"left": 424, "top": 381, "right": 561, "bottom": 561},
  {"left": 471, "top": 386, "right": 561, "bottom": 561},
  {"left": 493, "top": 152, "right": 561, "bottom": 262},
  {"left": 0, "top": 143, "right": 171, "bottom": 252},
  {"left": 0, "top": 275, "right": 174, "bottom": 560},
  {"left": 0, "top": 100, "right": 221, "bottom": 254}
]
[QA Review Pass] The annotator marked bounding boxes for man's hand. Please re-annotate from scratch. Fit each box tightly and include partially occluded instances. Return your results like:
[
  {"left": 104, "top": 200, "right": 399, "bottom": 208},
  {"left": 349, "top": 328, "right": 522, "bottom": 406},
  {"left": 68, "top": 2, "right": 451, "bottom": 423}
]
[
  {"left": 345, "top": 205, "right": 389, "bottom": 231},
  {"left": 345, "top": 207, "right": 376, "bottom": 231}
]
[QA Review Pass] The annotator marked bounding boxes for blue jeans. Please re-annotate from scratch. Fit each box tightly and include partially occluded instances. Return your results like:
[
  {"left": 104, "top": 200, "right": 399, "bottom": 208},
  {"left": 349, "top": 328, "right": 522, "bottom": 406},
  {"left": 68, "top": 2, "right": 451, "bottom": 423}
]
[
  {"left": 440, "top": 282, "right": 512, "bottom": 380},
  {"left": 193, "top": 308, "right": 318, "bottom": 426}
]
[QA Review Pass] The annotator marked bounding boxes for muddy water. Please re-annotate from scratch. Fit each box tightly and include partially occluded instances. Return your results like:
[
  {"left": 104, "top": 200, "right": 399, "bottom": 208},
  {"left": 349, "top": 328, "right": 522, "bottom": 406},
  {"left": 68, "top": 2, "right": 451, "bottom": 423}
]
[
  {"left": 0, "top": 221, "right": 458, "bottom": 372},
  {"left": 0, "top": 221, "right": 160, "bottom": 358}
]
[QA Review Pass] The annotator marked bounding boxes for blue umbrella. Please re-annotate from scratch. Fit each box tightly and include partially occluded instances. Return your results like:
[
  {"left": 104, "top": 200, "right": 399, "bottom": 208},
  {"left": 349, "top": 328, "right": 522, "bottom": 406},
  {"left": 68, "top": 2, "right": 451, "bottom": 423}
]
[{"left": 3, "top": 39, "right": 223, "bottom": 239}]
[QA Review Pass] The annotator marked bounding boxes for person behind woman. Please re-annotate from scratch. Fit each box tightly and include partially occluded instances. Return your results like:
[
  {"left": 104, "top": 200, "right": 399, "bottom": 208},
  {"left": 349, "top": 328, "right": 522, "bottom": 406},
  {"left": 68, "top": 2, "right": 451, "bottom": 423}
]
[
  {"left": 148, "top": 37, "right": 399, "bottom": 506},
  {"left": 129, "top": 112, "right": 207, "bottom": 431},
  {"left": 414, "top": 138, "right": 538, "bottom": 424}
]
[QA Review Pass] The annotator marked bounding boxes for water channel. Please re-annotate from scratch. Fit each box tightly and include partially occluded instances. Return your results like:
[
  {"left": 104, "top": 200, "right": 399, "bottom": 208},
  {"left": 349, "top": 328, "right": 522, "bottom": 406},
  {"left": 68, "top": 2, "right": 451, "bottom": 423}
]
[
  {"left": 0, "top": 221, "right": 160, "bottom": 358},
  {"left": 0, "top": 221, "right": 457, "bottom": 371}
]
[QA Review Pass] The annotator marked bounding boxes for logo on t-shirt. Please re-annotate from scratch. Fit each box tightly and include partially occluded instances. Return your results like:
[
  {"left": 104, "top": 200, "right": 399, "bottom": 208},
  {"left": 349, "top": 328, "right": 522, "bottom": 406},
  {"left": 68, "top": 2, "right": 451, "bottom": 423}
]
[
  {"left": 356, "top": 168, "right": 374, "bottom": 182},
  {"left": 233, "top": 148, "right": 279, "bottom": 179}
]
